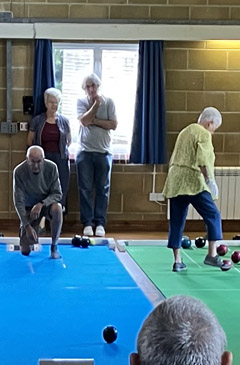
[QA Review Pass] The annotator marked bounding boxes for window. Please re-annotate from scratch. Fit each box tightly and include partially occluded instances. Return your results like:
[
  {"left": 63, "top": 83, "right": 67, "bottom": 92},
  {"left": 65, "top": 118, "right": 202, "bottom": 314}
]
[{"left": 53, "top": 43, "right": 139, "bottom": 160}]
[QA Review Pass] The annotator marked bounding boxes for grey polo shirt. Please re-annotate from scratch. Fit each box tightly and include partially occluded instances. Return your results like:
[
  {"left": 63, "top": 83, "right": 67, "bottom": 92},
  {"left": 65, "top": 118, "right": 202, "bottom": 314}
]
[{"left": 77, "top": 95, "right": 117, "bottom": 154}]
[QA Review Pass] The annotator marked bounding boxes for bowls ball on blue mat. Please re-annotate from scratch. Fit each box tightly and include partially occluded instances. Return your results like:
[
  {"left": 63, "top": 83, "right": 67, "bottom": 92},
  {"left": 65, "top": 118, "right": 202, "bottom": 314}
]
[
  {"left": 80, "top": 236, "right": 90, "bottom": 248},
  {"left": 72, "top": 235, "right": 82, "bottom": 247},
  {"left": 103, "top": 325, "right": 118, "bottom": 343},
  {"left": 72, "top": 235, "right": 90, "bottom": 248}
]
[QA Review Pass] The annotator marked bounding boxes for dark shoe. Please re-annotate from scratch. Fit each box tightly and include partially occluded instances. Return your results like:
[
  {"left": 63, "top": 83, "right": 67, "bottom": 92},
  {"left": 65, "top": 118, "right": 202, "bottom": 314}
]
[
  {"left": 204, "top": 254, "right": 222, "bottom": 267},
  {"left": 50, "top": 245, "right": 62, "bottom": 259},
  {"left": 173, "top": 262, "right": 187, "bottom": 272},
  {"left": 20, "top": 233, "right": 32, "bottom": 256},
  {"left": 20, "top": 246, "right": 31, "bottom": 256}
]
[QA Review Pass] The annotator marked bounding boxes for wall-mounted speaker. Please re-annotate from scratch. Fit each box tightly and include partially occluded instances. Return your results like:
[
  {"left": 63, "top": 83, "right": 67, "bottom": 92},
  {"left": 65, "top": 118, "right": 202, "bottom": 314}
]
[{"left": 23, "top": 96, "right": 34, "bottom": 115}]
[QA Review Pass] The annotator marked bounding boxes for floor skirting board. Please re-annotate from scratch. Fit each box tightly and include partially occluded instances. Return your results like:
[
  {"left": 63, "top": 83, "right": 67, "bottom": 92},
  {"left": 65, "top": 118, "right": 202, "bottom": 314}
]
[{"left": 0, "top": 219, "right": 240, "bottom": 233}]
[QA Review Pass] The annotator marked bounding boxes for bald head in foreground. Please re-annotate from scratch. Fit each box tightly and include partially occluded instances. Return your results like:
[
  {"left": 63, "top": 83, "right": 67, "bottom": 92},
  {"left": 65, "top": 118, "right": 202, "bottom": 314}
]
[
  {"left": 13, "top": 145, "right": 63, "bottom": 259},
  {"left": 130, "top": 295, "right": 232, "bottom": 365}
]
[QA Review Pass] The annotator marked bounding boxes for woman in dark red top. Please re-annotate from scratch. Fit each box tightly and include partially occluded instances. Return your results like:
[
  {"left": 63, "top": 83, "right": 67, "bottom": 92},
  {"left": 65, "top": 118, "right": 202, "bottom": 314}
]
[{"left": 27, "top": 88, "right": 71, "bottom": 213}]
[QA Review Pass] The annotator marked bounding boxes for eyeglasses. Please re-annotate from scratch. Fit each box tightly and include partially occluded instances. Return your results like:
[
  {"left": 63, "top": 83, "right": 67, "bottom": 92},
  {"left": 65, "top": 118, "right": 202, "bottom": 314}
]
[
  {"left": 48, "top": 101, "right": 59, "bottom": 105},
  {"left": 85, "top": 83, "right": 97, "bottom": 89}
]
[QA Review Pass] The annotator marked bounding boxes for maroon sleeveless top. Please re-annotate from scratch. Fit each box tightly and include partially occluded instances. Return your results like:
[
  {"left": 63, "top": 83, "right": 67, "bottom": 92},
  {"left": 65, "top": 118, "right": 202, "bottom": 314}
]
[{"left": 41, "top": 122, "right": 60, "bottom": 153}]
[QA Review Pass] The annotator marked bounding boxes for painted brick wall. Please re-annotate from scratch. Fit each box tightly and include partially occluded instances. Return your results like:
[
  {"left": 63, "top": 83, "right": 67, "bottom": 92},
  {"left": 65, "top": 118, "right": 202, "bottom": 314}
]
[
  {"left": 165, "top": 40, "right": 240, "bottom": 167},
  {"left": 1, "top": 1, "right": 240, "bottom": 21},
  {"left": 1, "top": 2, "right": 240, "bottom": 224}
]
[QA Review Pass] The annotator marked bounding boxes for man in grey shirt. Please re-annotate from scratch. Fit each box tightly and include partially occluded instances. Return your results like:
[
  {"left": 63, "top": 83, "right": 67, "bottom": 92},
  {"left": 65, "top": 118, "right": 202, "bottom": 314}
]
[
  {"left": 76, "top": 73, "right": 118, "bottom": 237},
  {"left": 13, "top": 145, "right": 63, "bottom": 259}
]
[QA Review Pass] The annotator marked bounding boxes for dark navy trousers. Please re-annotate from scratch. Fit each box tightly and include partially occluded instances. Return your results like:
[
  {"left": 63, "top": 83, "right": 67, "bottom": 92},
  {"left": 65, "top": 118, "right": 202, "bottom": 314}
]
[
  {"left": 75, "top": 150, "right": 112, "bottom": 227},
  {"left": 168, "top": 191, "right": 222, "bottom": 249},
  {"left": 45, "top": 153, "right": 70, "bottom": 207}
]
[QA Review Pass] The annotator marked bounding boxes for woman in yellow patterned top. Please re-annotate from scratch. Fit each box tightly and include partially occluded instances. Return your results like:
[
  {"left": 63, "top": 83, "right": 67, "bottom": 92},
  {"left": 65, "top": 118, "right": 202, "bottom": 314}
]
[{"left": 163, "top": 107, "right": 230, "bottom": 272}]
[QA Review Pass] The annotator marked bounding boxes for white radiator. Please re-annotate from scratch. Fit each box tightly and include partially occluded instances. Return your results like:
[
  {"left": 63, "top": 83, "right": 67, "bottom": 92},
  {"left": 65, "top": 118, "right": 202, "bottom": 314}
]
[{"left": 186, "top": 167, "right": 240, "bottom": 220}]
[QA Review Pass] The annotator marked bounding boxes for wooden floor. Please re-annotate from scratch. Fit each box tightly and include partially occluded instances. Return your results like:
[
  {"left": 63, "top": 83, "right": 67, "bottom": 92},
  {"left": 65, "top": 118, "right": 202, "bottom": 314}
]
[
  {"left": 1, "top": 228, "right": 239, "bottom": 240},
  {"left": 1, "top": 217, "right": 239, "bottom": 240}
]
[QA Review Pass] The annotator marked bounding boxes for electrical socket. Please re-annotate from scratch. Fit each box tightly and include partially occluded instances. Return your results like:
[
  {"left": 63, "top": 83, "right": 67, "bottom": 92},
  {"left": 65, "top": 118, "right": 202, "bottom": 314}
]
[
  {"left": 149, "top": 192, "right": 165, "bottom": 201},
  {"left": 1, "top": 122, "right": 18, "bottom": 134},
  {"left": 20, "top": 122, "right": 28, "bottom": 131}
]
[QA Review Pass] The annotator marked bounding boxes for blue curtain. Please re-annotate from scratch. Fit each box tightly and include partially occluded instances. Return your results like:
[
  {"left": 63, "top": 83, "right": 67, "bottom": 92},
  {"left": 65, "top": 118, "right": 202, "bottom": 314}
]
[
  {"left": 33, "top": 39, "right": 55, "bottom": 116},
  {"left": 130, "top": 41, "right": 166, "bottom": 164}
]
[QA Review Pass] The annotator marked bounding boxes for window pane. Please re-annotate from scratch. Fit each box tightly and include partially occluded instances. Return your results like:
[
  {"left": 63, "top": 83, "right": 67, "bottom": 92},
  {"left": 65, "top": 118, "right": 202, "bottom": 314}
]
[
  {"left": 101, "top": 49, "right": 138, "bottom": 159},
  {"left": 60, "top": 49, "right": 93, "bottom": 142}
]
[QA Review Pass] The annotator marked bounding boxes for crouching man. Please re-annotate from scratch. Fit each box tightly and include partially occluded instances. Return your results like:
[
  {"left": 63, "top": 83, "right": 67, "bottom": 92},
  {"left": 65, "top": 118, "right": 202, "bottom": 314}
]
[{"left": 13, "top": 145, "right": 62, "bottom": 259}]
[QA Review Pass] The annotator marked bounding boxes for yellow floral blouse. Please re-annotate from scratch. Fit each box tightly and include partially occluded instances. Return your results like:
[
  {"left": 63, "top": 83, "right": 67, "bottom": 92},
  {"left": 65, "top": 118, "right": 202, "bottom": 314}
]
[{"left": 163, "top": 123, "right": 216, "bottom": 199}]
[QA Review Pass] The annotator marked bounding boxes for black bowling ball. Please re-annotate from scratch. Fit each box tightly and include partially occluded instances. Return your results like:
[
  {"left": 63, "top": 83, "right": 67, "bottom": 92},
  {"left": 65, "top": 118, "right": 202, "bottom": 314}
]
[
  {"left": 103, "top": 325, "right": 118, "bottom": 343},
  {"left": 72, "top": 235, "right": 90, "bottom": 248},
  {"left": 195, "top": 236, "right": 206, "bottom": 248},
  {"left": 80, "top": 236, "right": 90, "bottom": 248},
  {"left": 72, "top": 235, "right": 81, "bottom": 247}
]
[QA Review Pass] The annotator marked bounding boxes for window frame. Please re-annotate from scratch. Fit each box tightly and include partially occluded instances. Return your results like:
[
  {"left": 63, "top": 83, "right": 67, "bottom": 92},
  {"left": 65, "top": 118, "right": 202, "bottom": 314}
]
[{"left": 53, "top": 42, "right": 139, "bottom": 161}]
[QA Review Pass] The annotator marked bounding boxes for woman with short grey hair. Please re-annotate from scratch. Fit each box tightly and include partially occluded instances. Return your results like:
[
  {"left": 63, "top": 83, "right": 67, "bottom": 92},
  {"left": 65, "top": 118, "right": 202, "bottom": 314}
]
[
  {"left": 27, "top": 87, "right": 71, "bottom": 215},
  {"left": 198, "top": 106, "right": 222, "bottom": 129},
  {"left": 44, "top": 87, "right": 62, "bottom": 105},
  {"left": 163, "top": 107, "right": 230, "bottom": 272}
]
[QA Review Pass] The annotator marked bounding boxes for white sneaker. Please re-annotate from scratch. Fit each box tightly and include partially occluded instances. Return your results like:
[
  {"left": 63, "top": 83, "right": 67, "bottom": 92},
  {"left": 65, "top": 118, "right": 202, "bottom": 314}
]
[
  {"left": 95, "top": 225, "right": 105, "bottom": 237},
  {"left": 83, "top": 226, "right": 94, "bottom": 236}
]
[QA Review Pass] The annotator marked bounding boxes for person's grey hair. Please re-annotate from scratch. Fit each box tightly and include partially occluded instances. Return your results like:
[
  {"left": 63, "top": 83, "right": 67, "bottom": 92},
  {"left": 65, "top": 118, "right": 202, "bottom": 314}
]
[
  {"left": 137, "top": 295, "right": 226, "bottom": 365},
  {"left": 26, "top": 145, "right": 45, "bottom": 159},
  {"left": 82, "top": 73, "right": 102, "bottom": 90},
  {"left": 44, "top": 87, "right": 62, "bottom": 104},
  {"left": 197, "top": 106, "right": 222, "bottom": 129}
]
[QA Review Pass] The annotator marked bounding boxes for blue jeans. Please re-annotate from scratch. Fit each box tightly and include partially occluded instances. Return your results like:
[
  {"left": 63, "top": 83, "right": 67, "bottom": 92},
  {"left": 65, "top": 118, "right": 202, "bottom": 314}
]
[
  {"left": 168, "top": 191, "right": 222, "bottom": 249},
  {"left": 76, "top": 151, "right": 113, "bottom": 227}
]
